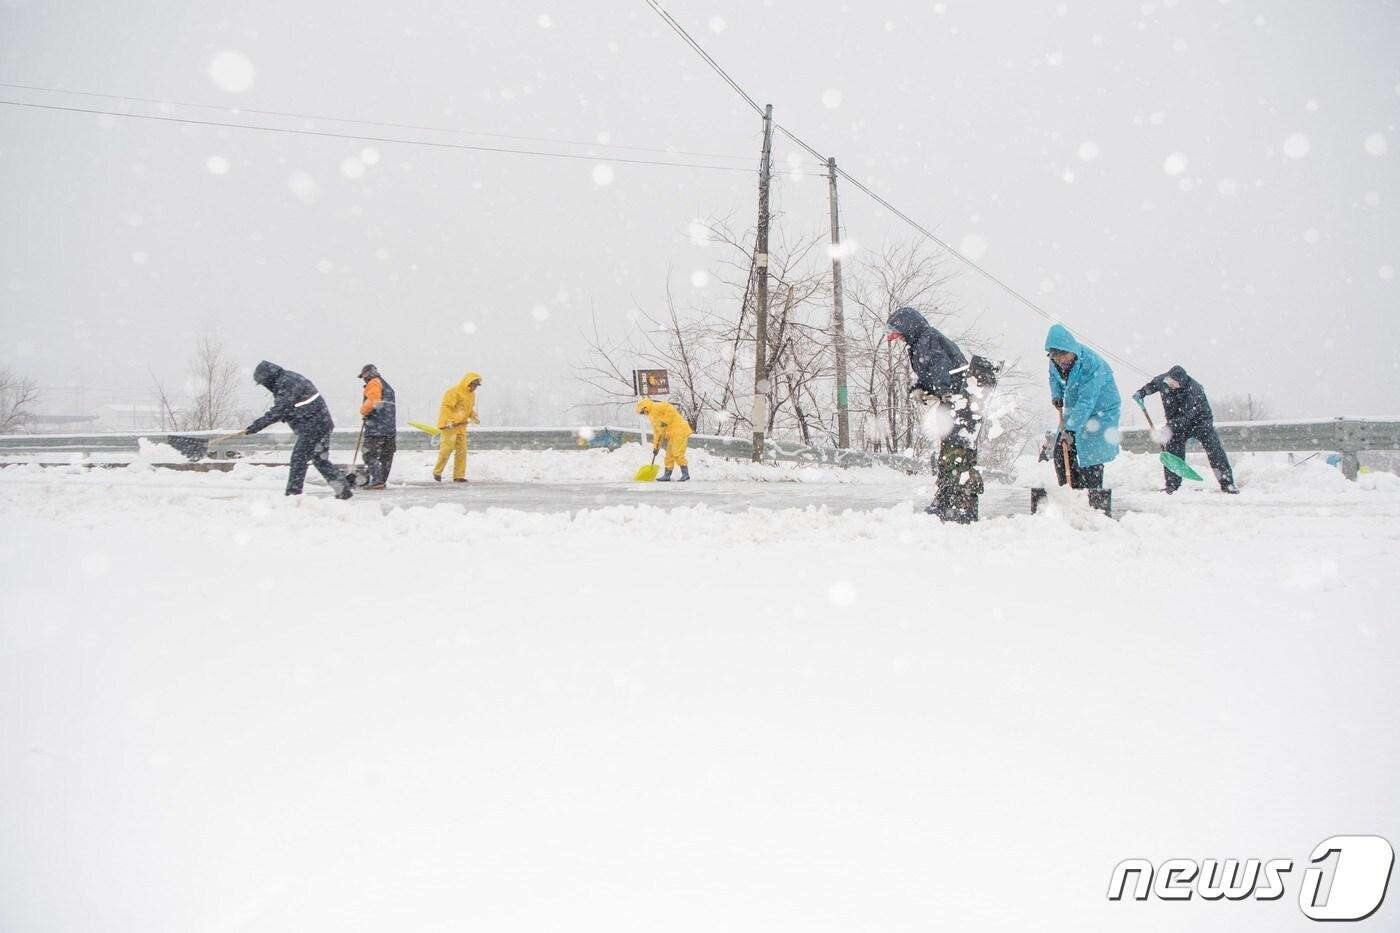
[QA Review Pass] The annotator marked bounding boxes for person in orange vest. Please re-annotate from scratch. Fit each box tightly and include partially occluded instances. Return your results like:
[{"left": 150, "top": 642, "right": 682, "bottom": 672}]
[
  {"left": 433, "top": 372, "right": 481, "bottom": 483},
  {"left": 635, "top": 398, "right": 692, "bottom": 481}
]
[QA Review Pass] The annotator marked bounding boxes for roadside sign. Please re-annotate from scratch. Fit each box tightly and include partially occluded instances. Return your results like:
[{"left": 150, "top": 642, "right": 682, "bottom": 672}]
[{"left": 632, "top": 369, "right": 670, "bottom": 397}]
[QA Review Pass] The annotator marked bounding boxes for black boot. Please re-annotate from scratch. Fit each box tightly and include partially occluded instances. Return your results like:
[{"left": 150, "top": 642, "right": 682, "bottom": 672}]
[
  {"left": 335, "top": 480, "right": 354, "bottom": 501},
  {"left": 656, "top": 468, "right": 673, "bottom": 482},
  {"left": 678, "top": 465, "right": 690, "bottom": 482}
]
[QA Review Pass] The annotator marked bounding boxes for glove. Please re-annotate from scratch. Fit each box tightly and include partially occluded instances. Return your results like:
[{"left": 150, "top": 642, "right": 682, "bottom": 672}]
[
  {"left": 1131, "top": 391, "right": 1144, "bottom": 403},
  {"left": 1060, "top": 430, "right": 1076, "bottom": 449},
  {"left": 1052, "top": 398, "right": 1064, "bottom": 410},
  {"left": 910, "top": 387, "right": 935, "bottom": 405}
]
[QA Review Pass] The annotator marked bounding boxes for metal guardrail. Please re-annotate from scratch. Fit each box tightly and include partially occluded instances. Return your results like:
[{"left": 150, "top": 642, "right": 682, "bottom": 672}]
[
  {"left": 1118, "top": 417, "right": 1400, "bottom": 479},
  {"left": 0, "top": 426, "right": 930, "bottom": 473}
]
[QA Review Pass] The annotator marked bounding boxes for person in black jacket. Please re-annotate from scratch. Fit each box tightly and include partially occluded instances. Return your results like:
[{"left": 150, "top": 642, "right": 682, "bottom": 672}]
[
  {"left": 1132, "top": 365, "right": 1238, "bottom": 494},
  {"left": 887, "top": 307, "right": 995, "bottom": 523},
  {"left": 245, "top": 360, "right": 353, "bottom": 499},
  {"left": 355, "top": 364, "right": 397, "bottom": 489}
]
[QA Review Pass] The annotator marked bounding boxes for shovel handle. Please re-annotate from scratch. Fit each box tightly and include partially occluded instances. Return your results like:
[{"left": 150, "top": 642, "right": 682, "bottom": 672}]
[
  {"left": 351, "top": 422, "right": 365, "bottom": 467},
  {"left": 209, "top": 431, "right": 246, "bottom": 445}
]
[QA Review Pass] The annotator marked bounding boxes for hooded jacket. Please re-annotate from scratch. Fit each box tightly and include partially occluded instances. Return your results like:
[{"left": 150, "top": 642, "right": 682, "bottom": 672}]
[
  {"left": 887, "top": 307, "right": 968, "bottom": 397},
  {"left": 1133, "top": 365, "right": 1213, "bottom": 427},
  {"left": 1045, "top": 325, "right": 1121, "bottom": 467},
  {"left": 636, "top": 399, "right": 692, "bottom": 447},
  {"left": 438, "top": 372, "right": 481, "bottom": 434},
  {"left": 246, "top": 361, "right": 334, "bottom": 436},
  {"left": 358, "top": 366, "right": 397, "bottom": 437}
]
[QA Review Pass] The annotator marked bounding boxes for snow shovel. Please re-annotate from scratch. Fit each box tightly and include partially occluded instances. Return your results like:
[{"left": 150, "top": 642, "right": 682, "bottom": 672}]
[
  {"left": 1136, "top": 400, "right": 1203, "bottom": 482},
  {"left": 634, "top": 449, "right": 660, "bottom": 482},
  {"left": 167, "top": 431, "right": 245, "bottom": 462}
]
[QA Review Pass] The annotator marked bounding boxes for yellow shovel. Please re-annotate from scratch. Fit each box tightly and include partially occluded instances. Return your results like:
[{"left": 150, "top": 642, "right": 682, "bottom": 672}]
[
  {"left": 409, "top": 421, "right": 441, "bottom": 436},
  {"left": 633, "top": 449, "right": 660, "bottom": 482}
]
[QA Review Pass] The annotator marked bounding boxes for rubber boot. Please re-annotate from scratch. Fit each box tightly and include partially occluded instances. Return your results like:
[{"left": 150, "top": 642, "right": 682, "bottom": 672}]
[
  {"left": 656, "top": 468, "right": 673, "bottom": 482},
  {"left": 678, "top": 465, "right": 690, "bottom": 482},
  {"left": 334, "top": 480, "right": 354, "bottom": 501}
]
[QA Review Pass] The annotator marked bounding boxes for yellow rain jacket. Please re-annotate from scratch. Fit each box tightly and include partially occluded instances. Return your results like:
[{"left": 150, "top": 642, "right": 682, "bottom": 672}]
[
  {"left": 636, "top": 399, "right": 692, "bottom": 448},
  {"left": 438, "top": 372, "right": 481, "bottom": 434}
]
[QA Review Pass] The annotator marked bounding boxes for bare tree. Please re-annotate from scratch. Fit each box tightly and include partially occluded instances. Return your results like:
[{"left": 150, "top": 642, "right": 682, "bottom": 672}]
[
  {"left": 1212, "top": 393, "right": 1273, "bottom": 422},
  {"left": 149, "top": 331, "right": 244, "bottom": 431},
  {"left": 0, "top": 368, "right": 40, "bottom": 433}
]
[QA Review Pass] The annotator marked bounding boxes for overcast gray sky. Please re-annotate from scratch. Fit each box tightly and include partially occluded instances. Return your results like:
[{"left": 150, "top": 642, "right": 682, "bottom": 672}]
[{"left": 1, "top": 0, "right": 1397, "bottom": 426}]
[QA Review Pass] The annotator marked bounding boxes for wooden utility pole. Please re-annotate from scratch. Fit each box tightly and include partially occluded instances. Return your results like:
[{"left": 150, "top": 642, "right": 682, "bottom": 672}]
[
  {"left": 826, "top": 157, "right": 850, "bottom": 448},
  {"left": 751, "top": 103, "right": 773, "bottom": 462}
]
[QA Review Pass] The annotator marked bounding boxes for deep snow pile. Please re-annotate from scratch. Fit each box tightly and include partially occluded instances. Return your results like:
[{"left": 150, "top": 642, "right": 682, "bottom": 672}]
[{"left": 1, "top": 458, "right": 1397, "bottom": 933}]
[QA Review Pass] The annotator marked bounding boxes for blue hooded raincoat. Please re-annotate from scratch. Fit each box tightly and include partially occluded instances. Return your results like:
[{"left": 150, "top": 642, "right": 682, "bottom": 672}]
[{"left": 1045, "top": 324, "right": 1121, "bottom": 467}]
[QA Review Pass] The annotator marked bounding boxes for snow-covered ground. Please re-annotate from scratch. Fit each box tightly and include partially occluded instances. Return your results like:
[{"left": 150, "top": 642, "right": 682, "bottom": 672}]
[{"left": 2, "top": 451, "right": 1398, "bottom": 932}]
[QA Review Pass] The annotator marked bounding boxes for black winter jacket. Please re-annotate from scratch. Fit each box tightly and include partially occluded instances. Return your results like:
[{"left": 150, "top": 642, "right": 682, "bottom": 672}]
[
  {"left": 1134, "top": 365, "right": 1213, "bottom": 426},
  {"left": 246, "top": 361, "right": 335, "bottom": 436},
  {"left": 887, "top": 307, "right": 968, "bottom": 397}
]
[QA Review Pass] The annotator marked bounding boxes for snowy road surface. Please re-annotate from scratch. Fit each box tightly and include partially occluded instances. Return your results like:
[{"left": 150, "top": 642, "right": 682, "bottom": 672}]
[{"left": 2, "top": 450, "right": 1398, "bottom": 932}]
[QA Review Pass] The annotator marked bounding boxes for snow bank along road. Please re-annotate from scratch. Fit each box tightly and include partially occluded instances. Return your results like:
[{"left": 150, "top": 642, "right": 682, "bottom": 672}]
[{"left": 2, "top": 451, "right": 1398, "bottom": 932}]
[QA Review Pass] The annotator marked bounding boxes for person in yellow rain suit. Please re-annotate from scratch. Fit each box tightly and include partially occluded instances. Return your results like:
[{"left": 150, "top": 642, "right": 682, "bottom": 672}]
[
  {"left": 636, "top": 398, "right": 693, "bottom": 482},
  {"left": 433, "top": 372, "right": 482, "bottom": 482}
]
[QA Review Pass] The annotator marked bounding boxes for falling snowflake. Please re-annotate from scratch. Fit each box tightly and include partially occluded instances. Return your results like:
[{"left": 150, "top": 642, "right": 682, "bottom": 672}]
[
  {"left": 531, "top": 304, "right": 550, "bottom": 322},
  {"left": 1077, "top": 140, "right": 1099, "bottom": 161},
  {"left": 1162, "top": 152, "right": 1188, "bottom": 175},
  {"left": 1364, "top": 132, "right": 1388, "bottom": 156},
  {"left": 1282, "top": 133, "right": 1310, "bottom": 159},
  {"left": 828, "top": 580, "right": 857, "bottom": 607},
  {"left": 340, "top": 156, "right": 367, "bottom": 179},
  {"left": 709, "top": 15, "right": 726, "bottom": 33},
  {"left": 1382, "top": 265, "right": 1396, "bottom": 281},
  {"left": 690, "top": 270, "right": 709, "bottom": 288},
  {"left": 821, "top": 88, "right": 842, "bottom": 109},
  {"left": 591, "top": 164, "right": 615, "bottom": 186},
  {"left": 208, "top": 50, "right": 256, "bottom": 94},
  {"left": 288, "top": 172, "right": 320, "bottom": 204},
  {"left": 960, "top": 233, "right": 988, "bottom": 260},
  {"left": 206, "top": 156, "right": 230, "bottom": 175}
]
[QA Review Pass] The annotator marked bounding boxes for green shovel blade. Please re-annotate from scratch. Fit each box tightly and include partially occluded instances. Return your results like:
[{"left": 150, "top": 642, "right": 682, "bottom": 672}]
[{"left": 1160, "top": 450, "right": 1203, "bottom": 481}]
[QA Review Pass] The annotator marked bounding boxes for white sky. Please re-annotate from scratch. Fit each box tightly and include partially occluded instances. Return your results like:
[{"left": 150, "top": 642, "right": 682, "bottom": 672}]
[{"left": 1, "top": 0, "right": 1397, "bottom": 424}]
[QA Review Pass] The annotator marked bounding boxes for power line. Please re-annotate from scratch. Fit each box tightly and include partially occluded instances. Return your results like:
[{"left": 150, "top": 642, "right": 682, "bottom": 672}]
[
  {"left": 640, "top": 0, "right": 1151, "bottom": 379},
  {"left": 644, "top": 0, "right": 765, "bottom": 118},
  {"left": 0, "top": 80, "right": 821, "bottom": 165},
  {"left": 0, "top": 97, "right": 824, "bottom": 176}
]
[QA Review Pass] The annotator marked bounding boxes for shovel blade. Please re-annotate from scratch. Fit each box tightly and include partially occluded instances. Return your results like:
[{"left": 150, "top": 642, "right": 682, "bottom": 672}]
[
  {"left": 634, "top": 463, "right": 660, "bottom": 482},
  {"left": 166, "top": 435, "right": 210, "bottom": 462},
  {"left": 1160, "top": 451, "right": 1204, "bottom": 481},
  {"left": 408, "top": 421, "right": 441, "bottom": 436}
]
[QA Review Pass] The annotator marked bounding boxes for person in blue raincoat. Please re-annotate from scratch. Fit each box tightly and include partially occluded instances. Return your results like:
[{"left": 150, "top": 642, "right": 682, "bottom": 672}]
[{"left": 1045, "top": 324, "right": 1120, "bottom": 490}]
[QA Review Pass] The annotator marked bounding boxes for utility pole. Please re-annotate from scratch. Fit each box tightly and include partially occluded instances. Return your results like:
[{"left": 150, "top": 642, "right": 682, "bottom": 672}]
[
  {"left": 751, "top": 103, "right": 773, "bottom": 462},
  {"left": 826, "top": 157, "right": 850, "bottom": 448}
]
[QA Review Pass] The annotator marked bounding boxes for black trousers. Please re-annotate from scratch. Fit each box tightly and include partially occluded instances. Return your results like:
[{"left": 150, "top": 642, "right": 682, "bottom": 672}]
[
  {"left": 362, "top": 434, "right": 397, "bottom": 486},
  {"left": 287, "top": 428, "right": 345, "bottom": 495},
  {"left": 1053, "top": 441, "right": 1104, "bottom": 489},
  {"left": 1164, "top": 419, "right": 1234, "bottom": 491}
]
